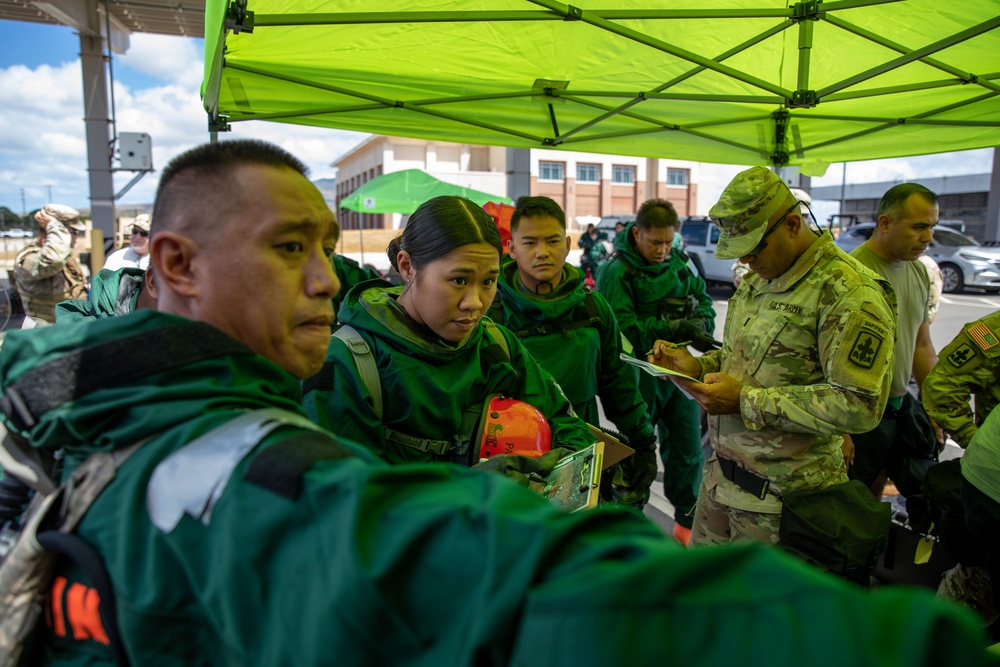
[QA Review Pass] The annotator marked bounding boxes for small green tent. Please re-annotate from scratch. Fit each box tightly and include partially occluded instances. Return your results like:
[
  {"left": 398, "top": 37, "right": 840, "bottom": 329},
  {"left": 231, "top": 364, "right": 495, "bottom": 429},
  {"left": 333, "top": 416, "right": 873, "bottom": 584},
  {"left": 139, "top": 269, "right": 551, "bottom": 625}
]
[
  {"left": 339, "top": 170, "right": 511, "bottom": 214},
  {"left": 203, "top": 1, "right": 1000, "bottom": 173}
]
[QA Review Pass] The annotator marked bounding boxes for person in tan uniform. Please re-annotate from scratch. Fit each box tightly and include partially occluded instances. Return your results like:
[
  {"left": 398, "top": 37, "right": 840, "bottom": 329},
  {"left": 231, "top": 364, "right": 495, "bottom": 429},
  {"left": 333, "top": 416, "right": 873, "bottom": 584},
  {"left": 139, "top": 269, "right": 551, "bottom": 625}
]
[{"left": 13, "top": 204, "right": 88, "bottom": 324}]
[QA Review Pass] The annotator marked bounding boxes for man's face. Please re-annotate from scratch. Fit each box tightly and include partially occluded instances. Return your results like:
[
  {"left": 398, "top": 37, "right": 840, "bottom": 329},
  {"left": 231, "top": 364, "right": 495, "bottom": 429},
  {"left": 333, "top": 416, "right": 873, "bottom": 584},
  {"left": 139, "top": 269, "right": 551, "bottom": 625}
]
[
  {"left": 398, "top": 242, "right": 499, "bottom": 343},
  {"left": 880, "top": 194, "right": 938, "bottom": 262},
  {"left": 631, "top": 225, "right": 674, "bottom": 265},
  {"left": 130, "top": 226, "right": 150, "bottom": 255},
  {"left": 193, "top": 164, "right": 340, "bottom": 378},
  {"left": 737, "top": 202, "right": 799, "bottom": 281},
  {"left": 507, "top": 214, "right": 569, "bottom": 291}
]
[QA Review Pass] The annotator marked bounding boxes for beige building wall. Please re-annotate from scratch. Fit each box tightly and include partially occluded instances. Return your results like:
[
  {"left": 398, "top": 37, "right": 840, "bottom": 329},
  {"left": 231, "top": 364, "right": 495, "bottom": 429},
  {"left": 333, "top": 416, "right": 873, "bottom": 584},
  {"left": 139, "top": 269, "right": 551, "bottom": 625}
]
[{"left": 333, "top": 137, "right": 699, "bottom": 230}]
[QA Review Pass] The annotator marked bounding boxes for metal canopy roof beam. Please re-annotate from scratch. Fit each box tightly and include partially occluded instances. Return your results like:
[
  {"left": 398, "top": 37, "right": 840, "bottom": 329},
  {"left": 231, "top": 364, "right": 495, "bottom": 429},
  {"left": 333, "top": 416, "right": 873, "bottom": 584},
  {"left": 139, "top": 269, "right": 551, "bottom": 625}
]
[
  {"left": 552, "top": 19, "right": 792, "bottom": 143},
  {"left": 824, "top": 78, "right": 986, "bottom": 102},
  {"left": 817, "top": 16, "right": 1000, "bottom": 98},
  {"left": 824, "top": 14, "right": 1000, "bottom": 94},
  {"left": 576, "top": 91, "right": 785, "bottom": 103},
  {"left": 555, "top": 125, "right": 768, "bottom": 161},
  {"left": 528, "top": 0, "right": 793, "bottom": 98},
  {"left": 223, "top": 63, "right": 546, "bottom": 144}
]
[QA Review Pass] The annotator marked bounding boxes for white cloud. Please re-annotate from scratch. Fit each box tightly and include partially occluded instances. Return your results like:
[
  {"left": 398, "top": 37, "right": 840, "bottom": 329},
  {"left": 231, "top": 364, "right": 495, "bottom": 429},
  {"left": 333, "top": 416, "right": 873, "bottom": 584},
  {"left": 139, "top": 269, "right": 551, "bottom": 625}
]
[{"left": 0, "top": 33, "right": 369, "bottom": 216}]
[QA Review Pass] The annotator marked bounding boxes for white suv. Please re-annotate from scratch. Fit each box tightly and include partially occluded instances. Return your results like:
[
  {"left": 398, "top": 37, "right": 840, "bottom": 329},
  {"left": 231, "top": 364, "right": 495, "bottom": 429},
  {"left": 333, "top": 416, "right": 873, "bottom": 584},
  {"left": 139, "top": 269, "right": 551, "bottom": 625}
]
[{"left": 678, "top": 217, "right": 734, "bottom": 286}]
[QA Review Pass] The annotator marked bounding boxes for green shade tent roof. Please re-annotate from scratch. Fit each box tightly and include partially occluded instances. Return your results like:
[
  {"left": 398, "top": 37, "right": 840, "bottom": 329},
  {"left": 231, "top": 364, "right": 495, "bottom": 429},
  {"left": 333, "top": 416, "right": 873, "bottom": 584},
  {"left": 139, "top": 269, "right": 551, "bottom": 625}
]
[
  {"left": 203, "top": 1, "right": 1000, "bottom": 173},
  {"left": 339, "top": 169, "right": 512, "bottom": 214}
]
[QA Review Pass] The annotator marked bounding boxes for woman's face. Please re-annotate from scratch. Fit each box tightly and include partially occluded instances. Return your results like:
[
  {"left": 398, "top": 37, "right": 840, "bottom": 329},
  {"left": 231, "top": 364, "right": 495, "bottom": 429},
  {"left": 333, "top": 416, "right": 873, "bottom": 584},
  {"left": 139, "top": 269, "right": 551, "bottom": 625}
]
[{"left": 397, "top": 242, "right": 500, "bottom": 342}]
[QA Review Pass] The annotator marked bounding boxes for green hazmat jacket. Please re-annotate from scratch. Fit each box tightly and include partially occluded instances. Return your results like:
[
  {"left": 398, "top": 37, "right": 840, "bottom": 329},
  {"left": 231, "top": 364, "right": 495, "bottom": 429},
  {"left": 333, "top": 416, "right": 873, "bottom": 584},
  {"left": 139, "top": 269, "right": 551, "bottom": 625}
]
[
  {"left": 0, "top": 310, "right": 996, "bottom": 667},
  {"left": 303, "top": 280, "right": 594, "bottom": 463},
  {"left": 595, "top": 221, "right": 715, "bottom": 358},
  {"left": 332, "top": 254, "right": 383, "bottom": 316},
  {"left": 54, "top": 267, "right": 145, "bottom": 323},
  {"left": 492, "top": 257, "right": 653, "bottom": 445}
]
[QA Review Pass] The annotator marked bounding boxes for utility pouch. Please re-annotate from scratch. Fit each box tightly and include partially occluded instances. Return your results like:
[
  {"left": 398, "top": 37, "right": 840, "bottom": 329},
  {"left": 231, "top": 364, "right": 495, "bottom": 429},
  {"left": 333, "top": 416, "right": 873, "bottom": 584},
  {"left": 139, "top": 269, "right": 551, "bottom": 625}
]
[{"left": 779, "top": 480, "right": 891, "bottom": 586}]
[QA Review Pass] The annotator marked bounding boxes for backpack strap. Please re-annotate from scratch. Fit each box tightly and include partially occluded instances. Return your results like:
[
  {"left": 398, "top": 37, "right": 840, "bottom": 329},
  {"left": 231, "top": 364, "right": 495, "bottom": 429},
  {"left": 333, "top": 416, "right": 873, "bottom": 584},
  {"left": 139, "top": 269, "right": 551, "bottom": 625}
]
[
  {"left": 481, "top": 319, "right": 510, "bottom": 360},
  {"left": 332, "top": 325, "right": 383, "bottom": 421}
]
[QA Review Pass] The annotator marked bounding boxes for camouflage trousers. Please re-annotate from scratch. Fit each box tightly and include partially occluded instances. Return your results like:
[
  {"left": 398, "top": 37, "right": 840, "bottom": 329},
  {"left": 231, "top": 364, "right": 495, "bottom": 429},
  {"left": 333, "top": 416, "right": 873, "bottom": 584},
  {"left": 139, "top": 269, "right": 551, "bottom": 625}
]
[{"left": 689, "top": 476, "right": 781, "bottom": 547}]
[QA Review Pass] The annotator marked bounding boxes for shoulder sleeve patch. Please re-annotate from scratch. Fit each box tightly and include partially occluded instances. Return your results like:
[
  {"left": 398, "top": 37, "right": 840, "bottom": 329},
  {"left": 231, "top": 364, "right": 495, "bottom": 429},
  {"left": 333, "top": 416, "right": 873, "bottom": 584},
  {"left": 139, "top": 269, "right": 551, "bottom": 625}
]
[
  {"left": 946, "top": 342, "right": 978, "bottom": 369},
  {"left": 829, "top": 310, "right": 892, "bottom": 397},
  {"left": 967, "top": 322, "right": 1000, "bottom": 352}
]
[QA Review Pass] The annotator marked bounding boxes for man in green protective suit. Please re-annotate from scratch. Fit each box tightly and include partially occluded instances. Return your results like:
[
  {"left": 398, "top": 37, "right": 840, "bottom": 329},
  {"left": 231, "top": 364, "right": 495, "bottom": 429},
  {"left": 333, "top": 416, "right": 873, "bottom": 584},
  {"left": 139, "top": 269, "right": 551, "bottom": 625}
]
[
  {"left": 595, "top": 198, "right": 716, "bottom": 544},
  {"left": 54, "top": 266, "right": 157, "bottom": 323},
  {"left": 1, "top": 140, "right": 995, "bottom": 666},
  {"left": 491, "top": 196, "right": 657, "bottom": 508}
]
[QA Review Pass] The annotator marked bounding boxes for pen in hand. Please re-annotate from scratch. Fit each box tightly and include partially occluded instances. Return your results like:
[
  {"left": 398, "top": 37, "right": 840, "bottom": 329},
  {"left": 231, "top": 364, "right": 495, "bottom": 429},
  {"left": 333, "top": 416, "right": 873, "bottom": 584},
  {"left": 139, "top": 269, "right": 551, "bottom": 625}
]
[{"left": 647, "top": 341, "right": 692, "bottom": 356}]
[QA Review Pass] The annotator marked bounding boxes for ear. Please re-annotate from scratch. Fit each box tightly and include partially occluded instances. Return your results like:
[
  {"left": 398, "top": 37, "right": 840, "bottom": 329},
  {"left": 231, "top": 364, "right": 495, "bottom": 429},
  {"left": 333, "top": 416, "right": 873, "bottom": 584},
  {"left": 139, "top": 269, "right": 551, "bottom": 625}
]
[
  {"left": 506, "top": 238, "right": 517, "bottom": 258},
  {"left": 876, "top": 213, "right": 893, "bottom": 232},
  {"left": 563, "top": 235, "right": 571, "bottom": 252},
  {"left": 396, "top": 250, "right": 416, "bottom": 283},
  {"left": 150, "top": 231, "right": 199, "bottom": 299},
  {"left": 785, "top": 212, "right": 804, "bottom": 237},
  {"left": 143, "top": 267, "right": 158, "bottom": 299},
  {"left": 631, "top": 225, "right": 640, "bottom": 242}
]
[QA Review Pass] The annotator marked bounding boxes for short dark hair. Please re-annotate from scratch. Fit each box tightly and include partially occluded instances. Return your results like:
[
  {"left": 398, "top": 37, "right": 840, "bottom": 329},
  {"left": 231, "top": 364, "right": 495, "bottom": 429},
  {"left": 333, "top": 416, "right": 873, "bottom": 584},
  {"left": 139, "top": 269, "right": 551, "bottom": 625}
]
[
  {"left": 387, "top": 195, "right": 501, "bottom": 271},
  {"left": 510, "top": 196, "right": 566, "bottom": 234},
  {"left": 152, "top": 140, "right": 311, "bottom": 244},
  {"left": 635, "top": 198, "right": 679, "bottom": 230},
  {"left": 877, "top": 183, "right": 938, "bottom": 219}
]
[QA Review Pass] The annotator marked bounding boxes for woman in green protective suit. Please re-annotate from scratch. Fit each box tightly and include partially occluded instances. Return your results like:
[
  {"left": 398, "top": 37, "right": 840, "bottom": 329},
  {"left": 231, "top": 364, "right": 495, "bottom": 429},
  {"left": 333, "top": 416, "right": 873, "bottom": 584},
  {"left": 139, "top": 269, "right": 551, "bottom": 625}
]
[{"left": 302, "top": 195, "right": 594, "bottom": 465}]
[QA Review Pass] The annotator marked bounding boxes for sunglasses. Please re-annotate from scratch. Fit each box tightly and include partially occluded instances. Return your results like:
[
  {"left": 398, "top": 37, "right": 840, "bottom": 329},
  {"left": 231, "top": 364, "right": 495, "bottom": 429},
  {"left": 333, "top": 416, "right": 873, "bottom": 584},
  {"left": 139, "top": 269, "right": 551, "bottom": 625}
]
[
  {"left": 745, "top": 201, "right": 801, "bottom": 257},
  {"left": 132, "top": 227, "right": 150, "bottom": 238}
]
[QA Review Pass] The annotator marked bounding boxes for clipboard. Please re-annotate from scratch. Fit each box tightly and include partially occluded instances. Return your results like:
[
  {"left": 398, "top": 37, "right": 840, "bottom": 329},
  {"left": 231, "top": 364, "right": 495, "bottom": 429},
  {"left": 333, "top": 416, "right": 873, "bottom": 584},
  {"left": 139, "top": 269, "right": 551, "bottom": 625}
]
[
  {"left": 619, "top": 353, "right": 699, "bottom": 381},
  {"left": 533, "top": 442, "right": 603, "bottom": 513},
  {"left": 586, "top": 423, "right": 634, "bottom": 469}
]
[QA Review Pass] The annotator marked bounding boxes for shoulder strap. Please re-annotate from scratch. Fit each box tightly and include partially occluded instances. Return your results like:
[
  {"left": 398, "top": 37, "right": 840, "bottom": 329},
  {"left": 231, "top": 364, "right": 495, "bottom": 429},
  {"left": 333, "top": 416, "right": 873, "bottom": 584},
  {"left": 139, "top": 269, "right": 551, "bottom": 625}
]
[
  {"left": 332, "top": 325, "right": 383, "bottom": 420},
  {"left": 481, "top": 320, "right": 510, "bottom": 360}
]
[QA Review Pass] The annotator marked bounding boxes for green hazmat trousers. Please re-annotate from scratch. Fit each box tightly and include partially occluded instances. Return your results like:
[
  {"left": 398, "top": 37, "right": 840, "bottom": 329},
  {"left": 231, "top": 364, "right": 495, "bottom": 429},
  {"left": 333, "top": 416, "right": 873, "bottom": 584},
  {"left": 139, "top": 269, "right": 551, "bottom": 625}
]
[
  {"left": 596, "top": 221, "right": 715, "bottom": 527},
  {"left": 0, "top": 310, "right": 994, "bottom": 666},
  {"left": 303, "top": 280, "right": 595, "bottom": 463}
]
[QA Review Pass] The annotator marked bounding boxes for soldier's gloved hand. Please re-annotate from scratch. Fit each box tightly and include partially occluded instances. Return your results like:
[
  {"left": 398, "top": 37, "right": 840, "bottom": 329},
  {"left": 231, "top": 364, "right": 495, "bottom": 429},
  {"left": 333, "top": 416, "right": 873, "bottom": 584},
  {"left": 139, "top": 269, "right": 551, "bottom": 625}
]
[
  {"left": 609, "top": 436, "right": 658, "bottom": 509},
  {"left": 660, "top": 318, "right": 701, "bottom": 343},
  {"left": 45, "top": 219, "right": 69, "bottom": 236},
  {"left": 473, "top": 447, "right": 573, "bottom": 488}
]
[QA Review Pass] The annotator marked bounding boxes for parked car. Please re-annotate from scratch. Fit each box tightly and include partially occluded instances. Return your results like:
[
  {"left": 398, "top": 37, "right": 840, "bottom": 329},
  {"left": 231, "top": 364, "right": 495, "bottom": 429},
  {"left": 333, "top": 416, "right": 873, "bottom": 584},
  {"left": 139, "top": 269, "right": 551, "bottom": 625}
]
[
  {"left": 596, "top": 213, "right": 635, "bottom": 233},
  {"left": 835, "top": 223, "right": 1000, "bottom": 293},
  {"left": 677, "top": 216, "right": 734, "bottom": 286},
  {"left": 2, "top": 228, "right": 31, "bottom": 239}
]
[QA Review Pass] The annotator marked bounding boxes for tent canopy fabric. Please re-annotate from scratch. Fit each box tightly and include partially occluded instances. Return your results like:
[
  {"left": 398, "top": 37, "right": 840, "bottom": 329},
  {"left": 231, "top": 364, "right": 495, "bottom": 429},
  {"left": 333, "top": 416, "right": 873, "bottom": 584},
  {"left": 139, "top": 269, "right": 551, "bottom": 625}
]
[
  {"left": 339, "top": 169, "right": 511, "bottom": 214},
  {"left": 203, "top": 1, "right": 1000, "bottom": 173}
]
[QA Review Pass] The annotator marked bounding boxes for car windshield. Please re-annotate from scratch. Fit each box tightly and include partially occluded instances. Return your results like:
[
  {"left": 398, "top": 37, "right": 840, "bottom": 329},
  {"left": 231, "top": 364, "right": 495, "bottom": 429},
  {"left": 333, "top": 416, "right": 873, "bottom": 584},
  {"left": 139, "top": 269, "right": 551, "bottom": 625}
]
[
  {"left": 933, "top": 228, "right": 978, "bottom": 247},
  {"left": 681, "top": 223, "right": 707, "bottom": 246}
]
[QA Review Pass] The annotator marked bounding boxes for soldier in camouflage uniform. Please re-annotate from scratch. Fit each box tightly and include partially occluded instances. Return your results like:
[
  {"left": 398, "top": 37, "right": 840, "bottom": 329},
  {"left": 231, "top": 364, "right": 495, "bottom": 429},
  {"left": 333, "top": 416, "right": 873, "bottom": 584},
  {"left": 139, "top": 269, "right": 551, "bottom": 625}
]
[
  {"left": 13, "top": 204, "right": 88, "bottom": 324},
  {"left": 923, "top": 310, "right": 1000, "bottom": 448},
  {"left": 651, "top": 166, "right": 895, "bottom": 546}
]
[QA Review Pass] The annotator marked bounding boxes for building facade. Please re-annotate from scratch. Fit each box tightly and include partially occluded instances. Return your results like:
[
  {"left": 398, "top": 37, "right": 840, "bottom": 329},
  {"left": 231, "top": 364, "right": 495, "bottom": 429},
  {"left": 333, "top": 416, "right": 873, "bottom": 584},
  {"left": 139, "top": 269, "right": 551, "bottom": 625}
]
[
  {"left": 811, "top": 173, "right": 991, "bottom": 241},
  {"left": 332, "top": 136, "right": 699, "bottom": 230}
]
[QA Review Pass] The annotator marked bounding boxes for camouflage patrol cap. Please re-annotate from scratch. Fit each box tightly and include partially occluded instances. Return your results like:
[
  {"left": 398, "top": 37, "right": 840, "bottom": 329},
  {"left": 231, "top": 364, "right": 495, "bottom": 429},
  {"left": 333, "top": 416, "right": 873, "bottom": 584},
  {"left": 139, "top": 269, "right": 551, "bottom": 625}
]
[
  {"left": 39, "top": 204, "right": 87, "bottom": 232},
  {"left": 709, "top": 166, "right": 792, "bottom": 260}
]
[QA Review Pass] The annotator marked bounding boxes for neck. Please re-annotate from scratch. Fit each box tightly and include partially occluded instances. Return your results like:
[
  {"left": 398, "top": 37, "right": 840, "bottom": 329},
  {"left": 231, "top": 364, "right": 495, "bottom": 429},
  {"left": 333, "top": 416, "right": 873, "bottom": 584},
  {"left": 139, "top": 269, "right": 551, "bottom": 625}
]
[{"left": 865, "top": 237, "right": 902, "bottom": 264}]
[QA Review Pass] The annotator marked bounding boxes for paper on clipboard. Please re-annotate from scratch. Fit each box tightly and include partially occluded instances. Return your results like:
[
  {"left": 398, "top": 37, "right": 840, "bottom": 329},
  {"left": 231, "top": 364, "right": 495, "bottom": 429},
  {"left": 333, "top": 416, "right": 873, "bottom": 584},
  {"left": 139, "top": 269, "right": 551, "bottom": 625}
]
[{"left": 619, "top": 353, "right": 699, "bottom": 400}]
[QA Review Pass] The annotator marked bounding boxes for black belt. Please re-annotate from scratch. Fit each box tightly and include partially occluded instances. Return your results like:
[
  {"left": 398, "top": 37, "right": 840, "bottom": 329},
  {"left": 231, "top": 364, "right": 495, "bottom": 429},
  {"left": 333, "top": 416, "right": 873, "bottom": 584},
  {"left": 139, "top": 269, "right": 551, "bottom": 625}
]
[{"left": 718, "top": 456, "right": 773, "bottom": 501}]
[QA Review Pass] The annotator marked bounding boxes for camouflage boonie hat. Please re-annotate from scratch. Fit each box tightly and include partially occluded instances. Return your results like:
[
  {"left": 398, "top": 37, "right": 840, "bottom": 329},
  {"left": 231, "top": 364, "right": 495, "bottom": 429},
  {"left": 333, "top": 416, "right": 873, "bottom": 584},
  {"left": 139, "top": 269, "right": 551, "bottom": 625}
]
[
  {"left": 40, "top": 204, "right": 87, "bottom": 233},
  {"left": 709, "top": 166, "right": 791, "bottom": 260}
]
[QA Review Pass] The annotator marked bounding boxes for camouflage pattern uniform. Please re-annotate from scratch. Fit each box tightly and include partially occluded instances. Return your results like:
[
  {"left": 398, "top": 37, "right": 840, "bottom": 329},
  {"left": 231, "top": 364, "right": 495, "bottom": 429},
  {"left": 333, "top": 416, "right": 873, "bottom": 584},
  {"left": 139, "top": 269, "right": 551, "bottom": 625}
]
[
  {"left": 923, "top": 310, "right": 1000, "bottom": 448},
  {"left": 691, "top": 167, "right": 895, "bottom": 546},
  {"left": 13, "top": 205, "right": 87, "bottom": 324}
]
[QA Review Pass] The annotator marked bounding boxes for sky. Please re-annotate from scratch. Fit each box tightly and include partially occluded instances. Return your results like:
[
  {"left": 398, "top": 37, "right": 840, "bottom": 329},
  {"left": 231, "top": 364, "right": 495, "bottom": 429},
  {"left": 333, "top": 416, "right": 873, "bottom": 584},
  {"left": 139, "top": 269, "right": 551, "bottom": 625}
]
[{"left": 0, "top": 21, "right": 995, "bottom": 223}]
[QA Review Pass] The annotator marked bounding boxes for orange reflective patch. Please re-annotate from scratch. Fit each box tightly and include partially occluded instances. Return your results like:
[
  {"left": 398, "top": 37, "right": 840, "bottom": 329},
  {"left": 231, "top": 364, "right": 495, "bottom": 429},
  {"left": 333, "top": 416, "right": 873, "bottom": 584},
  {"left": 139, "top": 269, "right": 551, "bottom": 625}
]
[
  {"left": 50, "top": 576, "right": 67, "bottom": 637},
  {"left": 66, "top": 582, "right": 110, "bottom": 645}
]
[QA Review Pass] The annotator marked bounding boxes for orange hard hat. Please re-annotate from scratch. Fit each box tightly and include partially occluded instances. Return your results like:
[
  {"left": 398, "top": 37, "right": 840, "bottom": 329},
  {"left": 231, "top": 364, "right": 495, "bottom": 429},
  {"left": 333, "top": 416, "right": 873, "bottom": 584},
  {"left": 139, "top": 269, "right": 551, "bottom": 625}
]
[{"left": 478, "top": 396, "right": 552, "bottom": 462}]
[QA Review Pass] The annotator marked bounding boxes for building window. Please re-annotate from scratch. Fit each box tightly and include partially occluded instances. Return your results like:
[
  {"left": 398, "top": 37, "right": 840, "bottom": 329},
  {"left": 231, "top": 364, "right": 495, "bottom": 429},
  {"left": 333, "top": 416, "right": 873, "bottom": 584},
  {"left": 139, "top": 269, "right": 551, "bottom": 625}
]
[
  {"left": 577, "top": 164, "right": 600, "bottom": 182},
  {"left": 539, "top": 161, "right": 565, "bottom": 181},
  {"left": 612, "top": 165, "right": 635, "bottom": 184},
  {"left": 667, "top": 168, "right": 688, "bottom": 186}
]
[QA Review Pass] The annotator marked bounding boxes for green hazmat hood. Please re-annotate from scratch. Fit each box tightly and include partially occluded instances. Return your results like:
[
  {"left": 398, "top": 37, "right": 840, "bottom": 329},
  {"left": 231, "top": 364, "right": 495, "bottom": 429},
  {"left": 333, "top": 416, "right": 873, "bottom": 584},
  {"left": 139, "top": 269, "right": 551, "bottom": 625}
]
[
  {"left": 203, "top": 0, "right": 1000, "bottom": 173},
  {"left": 339, "top": 169, "right": 512, "bottom": 214}
]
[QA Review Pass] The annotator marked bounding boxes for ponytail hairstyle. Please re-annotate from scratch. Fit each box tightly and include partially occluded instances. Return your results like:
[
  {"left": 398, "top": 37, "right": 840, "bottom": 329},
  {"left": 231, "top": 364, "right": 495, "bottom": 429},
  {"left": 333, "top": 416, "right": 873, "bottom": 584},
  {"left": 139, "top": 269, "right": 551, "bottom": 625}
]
[{"left": 387, "top": 195, "right": 502, "bottom": 271}]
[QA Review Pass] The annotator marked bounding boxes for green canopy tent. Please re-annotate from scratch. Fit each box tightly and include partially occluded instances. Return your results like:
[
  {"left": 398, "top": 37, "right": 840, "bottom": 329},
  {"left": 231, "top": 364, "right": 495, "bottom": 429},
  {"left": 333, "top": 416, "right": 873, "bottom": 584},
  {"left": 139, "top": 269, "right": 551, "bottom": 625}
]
[
  {"left": 339, "top": 169, "right": 511, "bottom": 214},
  {"left": 202, "top": 0, "right": 1000, "bottom": 174}
]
